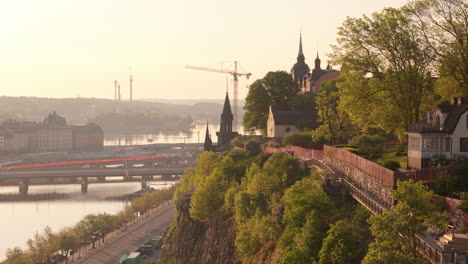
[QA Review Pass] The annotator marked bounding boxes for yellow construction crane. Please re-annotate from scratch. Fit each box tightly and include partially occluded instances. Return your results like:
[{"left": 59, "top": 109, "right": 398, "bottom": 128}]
[{"left": 186, "top": 61, "right": 251, "bottom": 132}]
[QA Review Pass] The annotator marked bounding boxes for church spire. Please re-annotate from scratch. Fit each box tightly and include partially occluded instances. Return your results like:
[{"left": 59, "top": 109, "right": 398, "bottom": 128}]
[
  {"left": 203, "top": 121, "right": 212, "bottom": 151},
  {"left": 298, "top": 33, "right": 304, "bottom": 57},
  {"left": 222, "top": 92, "right": 233, "bottom": 118},
  {"left": 314, "top": 51, "right": 321, "bottom": 69}
]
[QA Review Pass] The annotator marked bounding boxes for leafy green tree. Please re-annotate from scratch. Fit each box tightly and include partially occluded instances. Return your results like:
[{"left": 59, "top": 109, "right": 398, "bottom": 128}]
[
  {"left": 407, "top": 0, "right": 468, "bottom": 94},
  {"left": 459, "top": 192, "right": 468, "bottom": 213},
  {"left": 4, "top": 247, "right": 31, "bottom": 264},
  {"left": 318, "top": 221, "right": 356, "bottom": 264},
  {"left": 314, "top": 79, "right": 354, "bottom": 144},
  {"left": 189, "top": 169, "right": 227, "bottom": 221},
  {"left": 282, "top": 132, "right": 313, "bottom": 147},
  {"left": 352, "top": 135, "right": 385, "bottom": 159},
  {"left": 363, "top": 180, "right": 449, "bottom": 264},
  {"left": 332, "top": 7, "right": 436, "bottom": 138},
  {"left": 243, "top": 71, "right": 299, "bottom": 133}
]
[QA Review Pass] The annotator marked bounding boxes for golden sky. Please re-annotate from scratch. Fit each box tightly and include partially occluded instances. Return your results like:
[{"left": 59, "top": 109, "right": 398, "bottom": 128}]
[{"left": 0, "top": 0, "right": 407, "bottom": 100}]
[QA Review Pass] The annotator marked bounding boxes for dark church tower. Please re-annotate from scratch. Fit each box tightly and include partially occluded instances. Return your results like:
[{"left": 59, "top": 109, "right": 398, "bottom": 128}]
[
  {"left": 314, "top": 52, "right": 321, "bottom": 70},
  {"left": 203, "top": 121, "right": 212, "bottom": 151},
  {"left": 217, "top": 92, "right": 239, "bottom": 145},
  {"left": 291, "top": 34, "right": 310, "bottom": 89}
]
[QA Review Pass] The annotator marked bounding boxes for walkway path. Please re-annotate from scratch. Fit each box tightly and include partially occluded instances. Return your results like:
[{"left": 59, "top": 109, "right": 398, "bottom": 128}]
[{"left": 71, "top": 204, "right": 176, "bottom": 264}]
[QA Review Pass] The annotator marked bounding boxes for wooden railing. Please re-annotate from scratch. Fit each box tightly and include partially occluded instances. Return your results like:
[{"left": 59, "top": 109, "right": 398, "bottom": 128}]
[
  {"left": 396, "top": 166, "right": 452, "bottom": 182},
  {"left": 341, "top": 178, "right": 388, "bottom": 214}
]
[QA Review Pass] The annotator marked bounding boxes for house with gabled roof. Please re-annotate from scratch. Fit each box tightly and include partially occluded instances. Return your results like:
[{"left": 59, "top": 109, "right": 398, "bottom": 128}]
[
  {"left": 267, "top": 106, "right": 316, "bottom": 138},
  {"left": 406, "top": 97, "right": 468, "bottom": 168}
]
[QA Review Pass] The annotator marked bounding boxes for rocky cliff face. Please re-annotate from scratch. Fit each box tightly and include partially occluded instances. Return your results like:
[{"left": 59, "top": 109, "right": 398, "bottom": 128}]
[{"left": 161, "top": 192, "right": 241, "bottom": 264}]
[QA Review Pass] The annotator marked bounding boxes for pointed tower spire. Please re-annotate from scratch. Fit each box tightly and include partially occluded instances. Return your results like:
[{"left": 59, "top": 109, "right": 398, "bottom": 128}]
[
  {"left": 314, "top": 51, "right": 321, "bottom": 70},
  {"left": 204, "top": 121, "right": 212, "bottom": 151},
  {"left": 222, "top": 92, "right": 233, "bottom": 118},
  {"left": 217, "top": 91, "right": 238, "bottom": 145},
  {"left": 298, "top": 33, "right": 304, "bottom": 57}
]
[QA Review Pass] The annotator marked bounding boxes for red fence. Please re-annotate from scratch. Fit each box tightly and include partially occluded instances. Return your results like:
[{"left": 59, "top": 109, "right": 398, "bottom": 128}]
[
  {"left": 396, "top": 166, "right": 451, "bottom": 183},
  {"left": 264, "top": 146, "right": 324, "bottom": 161},
  {"left": 265, "top": 145, "right": 452, "bottom": 187},
  {"left": 323, "top": 145, "right": 395, "bottom": 187}
]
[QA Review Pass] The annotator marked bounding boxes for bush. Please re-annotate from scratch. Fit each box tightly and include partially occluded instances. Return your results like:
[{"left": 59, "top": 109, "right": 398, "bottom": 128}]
[
  {"left": 430, "top": 153, "right": 466, "bottom": 167},
  {"left": 378, "top": 160, "right": 401, "bottom": 171},
  {"left": 351, "top": 135, "right": 384, "bottom": 159},
  {"left": 430, "top": 153, "right": 448, "bottom": 167},
  {"left": 396, "top": 144, "right": 406, "bottom": 156},
  {"left": 282, "top": 132, "right": 313, "bottom": 147},
  {"left": 245, "top": 140, "right": 261, "bottom": 155}
]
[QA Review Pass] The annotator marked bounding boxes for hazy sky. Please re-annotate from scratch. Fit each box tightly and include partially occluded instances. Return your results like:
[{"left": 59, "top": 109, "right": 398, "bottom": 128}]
[{"left": 0, "top": 0, "right": 408, "bottom": 100}]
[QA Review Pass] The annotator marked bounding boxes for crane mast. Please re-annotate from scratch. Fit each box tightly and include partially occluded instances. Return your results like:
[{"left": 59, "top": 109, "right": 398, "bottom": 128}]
[{"left": 186, "top": 61, "right": 251, "bottom": 132}]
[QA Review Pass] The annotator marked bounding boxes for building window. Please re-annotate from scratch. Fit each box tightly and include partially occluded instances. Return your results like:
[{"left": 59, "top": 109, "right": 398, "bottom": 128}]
[
  {"left": 466, "top": 115, "right": 468, "bottom": 129},
  {"left": 460, "top": 138, "right": 468, "bottom": 152},
  {"left": 285, "top": 127, "right": 291, "bottom": 132}
]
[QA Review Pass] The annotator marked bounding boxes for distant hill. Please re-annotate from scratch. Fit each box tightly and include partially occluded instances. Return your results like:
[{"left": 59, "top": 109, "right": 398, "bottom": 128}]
[
  {"left": 137, "top": 98, "right": 245, "bottom": 106},
  {"left": 0, "top": 96, "right": 244, "bottom": 134}
]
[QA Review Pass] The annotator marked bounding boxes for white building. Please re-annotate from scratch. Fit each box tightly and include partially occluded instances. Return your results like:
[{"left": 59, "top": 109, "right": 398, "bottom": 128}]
[
  {"left": 406, "top": 97, "right": 468, "bottom": 168},
  {"left": 267, "top": 106, "right": 315, "bottom": 138}
]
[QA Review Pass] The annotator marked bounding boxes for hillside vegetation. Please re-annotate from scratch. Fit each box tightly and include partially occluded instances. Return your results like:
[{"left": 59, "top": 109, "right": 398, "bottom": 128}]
[{"left": 160, "top": 151, "right": 372, "bottom": 264}]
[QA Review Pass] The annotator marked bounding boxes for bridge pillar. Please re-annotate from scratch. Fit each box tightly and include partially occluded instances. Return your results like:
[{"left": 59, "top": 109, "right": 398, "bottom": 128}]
[
  {"left": 141, "top": 176, "right": 147, "bottom": 189},
  {"left": 19, "top": 180, "right": 29, "bottom": 196},
  {"left": 81, "top": 177, "right": 88, "bottom": 194}
]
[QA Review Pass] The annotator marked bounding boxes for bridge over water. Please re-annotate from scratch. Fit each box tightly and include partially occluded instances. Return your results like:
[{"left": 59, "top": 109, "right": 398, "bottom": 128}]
[
  {"left": 264, "top": 145, "right": 467, "bottom": 264},
  {"left": 0, "top": 155, "right": 195, "bottom": 196}
]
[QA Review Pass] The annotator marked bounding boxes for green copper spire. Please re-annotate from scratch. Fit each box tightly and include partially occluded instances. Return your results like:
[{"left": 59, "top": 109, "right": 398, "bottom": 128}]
[{"left": 298, "top": 33, "right": 304, "bottom": 57}]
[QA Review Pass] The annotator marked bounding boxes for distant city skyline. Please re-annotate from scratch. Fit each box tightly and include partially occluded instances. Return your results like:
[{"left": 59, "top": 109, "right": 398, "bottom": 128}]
[{"left": 0, "top": 0, "right": 407, "bottom": 100}]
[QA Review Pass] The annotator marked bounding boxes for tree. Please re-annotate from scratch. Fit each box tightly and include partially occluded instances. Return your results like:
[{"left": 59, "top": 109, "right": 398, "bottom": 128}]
[
  {"left": 332, "top": 7, "right": 436, "bottom": 138},
  {"left": 314, "top": 79, "right": 354, "bottom": 144},
  {"left": 352, "top": 134, "right": 385, "bottom": 159},
  {"left": 243, "top": 71, "right": 299, "bottom": 133},
  {"left": 282, "top": 132, "right": 313, "bottom": 147},
  {"left": 318, "top": 221, "right": 356, "bottom": 264},
  {"left": 458, "top": 192, "right": 468, "bottom": 213},
  {"left": 407, "top": 0, "right": 468, "bottom": 94},
  {"left": 363, "top": 180, "right": 449, "bottom": 264},
  {"left": 4, "top": 247, "right": 31, "bottom": 264}
]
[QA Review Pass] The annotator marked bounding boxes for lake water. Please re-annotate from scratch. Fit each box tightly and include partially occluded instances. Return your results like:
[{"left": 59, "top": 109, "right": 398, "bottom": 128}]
[
  {"left": 104, "top": 122, "right": 221, "bottom": 146},
  {"left": 0, "top": 181, "right": 175, "bottom": 261},
  {"left": 104, "top": 122, "right": 247, "bottom": 146}
]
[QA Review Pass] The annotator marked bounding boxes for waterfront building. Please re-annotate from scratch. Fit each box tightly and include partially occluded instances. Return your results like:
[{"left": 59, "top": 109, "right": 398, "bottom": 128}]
[
  {"left": 406, "top": 97, "right": 468, "bottom": 168},
  {"left": 0, "top": 112, "right": 104, "bottom": 153},
  {"left": 72, "top": 123, "right": 104, "bottom": 151}
]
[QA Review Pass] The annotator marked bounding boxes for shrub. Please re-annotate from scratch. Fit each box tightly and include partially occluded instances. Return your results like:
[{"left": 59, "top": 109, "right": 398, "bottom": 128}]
[
  {"left": 378, "top": 160, "right": 401, "bottom": 171},
  {"left": 282, "top": 132, "right": 313, "bottom": 147},
  {"left": 351, "top": 135, "right": 384, "bottom": 159},
  {"left": 430, "top": 153, "right": 448, "bottom": 167},
  {"left": 396, "top": 144, "right": 406, "bottom": 156},
  {"left": 245, "top": 140, "right": 261, "bottom": 156}
]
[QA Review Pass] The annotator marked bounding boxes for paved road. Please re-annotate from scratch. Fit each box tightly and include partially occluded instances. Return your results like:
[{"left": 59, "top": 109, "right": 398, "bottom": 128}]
[{"left": 72, "top": 204, "right": 176, "bottom": 264}]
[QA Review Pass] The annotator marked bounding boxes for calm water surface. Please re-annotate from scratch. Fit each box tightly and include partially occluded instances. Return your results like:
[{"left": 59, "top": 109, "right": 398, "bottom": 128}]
[
  {"left": 0, "top": 181, "right": 174, "bottom": 260},
  {"left": 104, "top": 123, "right": 221, "bottom": 146}
]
